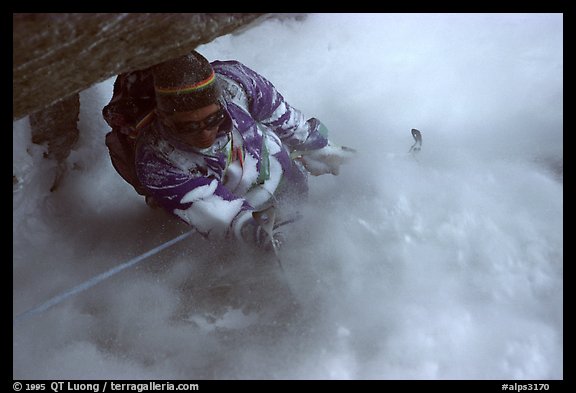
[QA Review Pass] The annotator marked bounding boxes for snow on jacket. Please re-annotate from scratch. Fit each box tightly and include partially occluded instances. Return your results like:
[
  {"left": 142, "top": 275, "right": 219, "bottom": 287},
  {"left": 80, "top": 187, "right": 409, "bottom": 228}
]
[{"left": 134, "top": 60, "right": 330, "bottom": 238}]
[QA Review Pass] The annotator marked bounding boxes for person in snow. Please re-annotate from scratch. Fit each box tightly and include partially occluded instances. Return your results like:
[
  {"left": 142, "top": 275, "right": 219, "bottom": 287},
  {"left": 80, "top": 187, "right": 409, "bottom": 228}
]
[{"left": 103, "top": 51, "right": 350, "bottom": 247}]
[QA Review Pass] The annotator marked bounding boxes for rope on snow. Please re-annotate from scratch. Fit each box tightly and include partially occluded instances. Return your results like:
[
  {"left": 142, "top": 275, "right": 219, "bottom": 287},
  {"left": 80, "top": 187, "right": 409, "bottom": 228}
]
[{"left": 13, "top": 230, "right": 194, "bottom": 325}]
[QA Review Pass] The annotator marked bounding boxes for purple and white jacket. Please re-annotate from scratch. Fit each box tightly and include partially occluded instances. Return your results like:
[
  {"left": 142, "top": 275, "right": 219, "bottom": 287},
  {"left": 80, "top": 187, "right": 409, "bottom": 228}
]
[{"left": 135, "top": 60, "right": 330, "bottom": 238}]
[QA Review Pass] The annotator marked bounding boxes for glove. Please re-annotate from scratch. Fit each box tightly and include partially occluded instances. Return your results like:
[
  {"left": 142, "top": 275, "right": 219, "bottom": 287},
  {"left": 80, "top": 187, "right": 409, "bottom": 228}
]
[
  {"left": 252, "top": 206, "right": 284, "bottom": 253},
  {"left": 295, "top": 143, "right": 356, "bottom": 176},
  {"left": 232, "top": 207, "right": 283, "bottom": 253}
]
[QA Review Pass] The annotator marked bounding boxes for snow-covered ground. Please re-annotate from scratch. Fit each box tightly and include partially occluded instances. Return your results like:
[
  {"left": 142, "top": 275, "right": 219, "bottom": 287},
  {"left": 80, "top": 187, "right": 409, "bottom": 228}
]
[{"left": 13, "top": 13, "right": 562, "bottom": 379}]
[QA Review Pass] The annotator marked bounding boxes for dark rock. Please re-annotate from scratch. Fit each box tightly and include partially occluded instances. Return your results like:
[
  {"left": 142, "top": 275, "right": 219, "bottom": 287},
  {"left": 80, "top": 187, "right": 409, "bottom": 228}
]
[
  {"left": 13, "top": 13, "right": 268, "bottom": 120},
  {"left": 30, "top": 94, "right": 80, "bottom": 162},
  {"left": 29, "top": 93, "right": 81, "bottom": 191}
]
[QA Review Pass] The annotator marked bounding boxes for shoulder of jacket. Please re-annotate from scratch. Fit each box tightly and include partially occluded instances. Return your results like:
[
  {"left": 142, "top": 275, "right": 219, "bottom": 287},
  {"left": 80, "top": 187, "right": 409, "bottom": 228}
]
[
  {"left": 217, "top": 73, "right": 250, "bottom": 108},
  {"left": 211, "top": 59, "right": 243, "bottom": 70}
]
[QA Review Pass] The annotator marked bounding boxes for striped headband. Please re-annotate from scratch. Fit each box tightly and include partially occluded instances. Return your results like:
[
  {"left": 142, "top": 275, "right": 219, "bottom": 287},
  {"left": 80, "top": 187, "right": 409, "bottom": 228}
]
[{"left": 155, "top": 70, "right": 216, "bottom": 95}]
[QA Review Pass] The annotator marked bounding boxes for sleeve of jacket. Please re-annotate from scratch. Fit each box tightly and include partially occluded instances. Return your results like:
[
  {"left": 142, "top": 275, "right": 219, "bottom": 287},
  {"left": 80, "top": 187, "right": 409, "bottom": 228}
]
[
  {"left": 135, "top": 138, "right": 254, "bottom": 238},
  {"left": 213, "top": 60, "right": 330, "bottom": 152}
]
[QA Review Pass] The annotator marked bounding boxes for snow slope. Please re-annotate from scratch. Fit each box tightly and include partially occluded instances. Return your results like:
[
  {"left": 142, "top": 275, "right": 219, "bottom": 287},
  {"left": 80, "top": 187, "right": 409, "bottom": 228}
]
[{"left": 13, "top": 13, "right": 562, "bottom": 379}]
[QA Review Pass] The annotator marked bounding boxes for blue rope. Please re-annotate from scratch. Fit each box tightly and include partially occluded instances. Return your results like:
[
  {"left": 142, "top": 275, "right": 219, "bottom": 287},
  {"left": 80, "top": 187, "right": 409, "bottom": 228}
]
[{"left": 13, "top": 230, "right": 194, "bottom": 325}]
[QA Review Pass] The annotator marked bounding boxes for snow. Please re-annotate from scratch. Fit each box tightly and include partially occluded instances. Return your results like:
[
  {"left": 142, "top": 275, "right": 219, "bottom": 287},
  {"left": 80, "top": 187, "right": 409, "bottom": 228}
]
[
  {"left": 13, "top": 13, "right": 562, "bottom": 379},
  {"left": 175, "top": 190, "right": 244, "bottom": 235},
  {"left": 180, "top": 180, "right": 219, "bottom": 203}
]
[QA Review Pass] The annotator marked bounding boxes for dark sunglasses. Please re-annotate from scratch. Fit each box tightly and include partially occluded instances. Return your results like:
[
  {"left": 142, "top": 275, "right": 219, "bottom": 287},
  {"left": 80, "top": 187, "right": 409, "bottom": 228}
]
[{"left": 163, "top": 107, "right": 226, "bottom": 135}]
